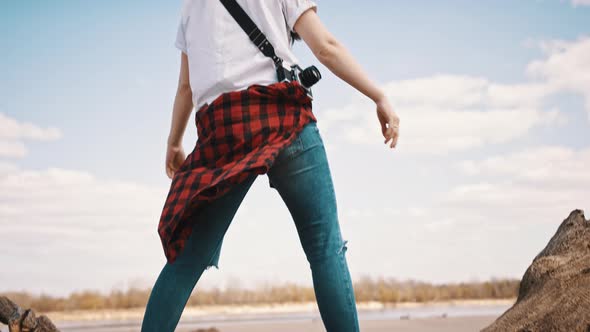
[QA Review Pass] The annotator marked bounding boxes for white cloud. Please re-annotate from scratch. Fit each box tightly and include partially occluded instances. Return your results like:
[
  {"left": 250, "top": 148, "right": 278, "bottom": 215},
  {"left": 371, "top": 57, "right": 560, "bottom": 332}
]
[
  {"left": 0, "top": 166, "right": 165, "bottom": 226},
  {"left": 443, "top": 180, "right": 587, "bottom": 232},
  {"left": 319, "top": 38, "right": 590, "bottom": 153},
  {"left": 458, "top": 146, "right": 590, "bottom": 186},
  {"left": 423, "top": 217, "right": 457, "bottom": 232},
  {"left": 397, "top": 107, "right": 563, "bottom": 154},
  {"left": 571, "top": 0, "right": 590, "bottom": 6},
  {"left": 0, "top": 113, "right": 62, "bottom": 141},
  {"left": 0, "top": 113, "right": 63, "bottom": 158},
  {"left": 527, "top": 37, "right": 590, "bottom": 120},
  {"left": 0, "top": 161, "right": 18, "bottom": 174},
  {"left": 0, "top": 165, "right": 168, "bottom": 295},
  {"left": 382, "top": 75, "right": 552, "bottom": 110},
  {"left": 448, "top": 146, "right": 590, "bottom": 221},
  {"left": 0, "top": 140, "right": 27, "bottom": 158},
  {"left": 446, "top": 182, "right": 585, "bottom": 209},
  {"left": 320, "top": 75, "right": 564, "bottom": 154},
  {"left": 411, "top": 145, "right": 590, "bottom": 282}
]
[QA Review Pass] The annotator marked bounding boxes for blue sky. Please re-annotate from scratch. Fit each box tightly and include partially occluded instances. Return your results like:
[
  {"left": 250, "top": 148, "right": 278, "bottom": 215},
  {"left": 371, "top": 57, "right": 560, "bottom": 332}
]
[{"left": 1, "top": 0, "right": 589, "bottom": 296}]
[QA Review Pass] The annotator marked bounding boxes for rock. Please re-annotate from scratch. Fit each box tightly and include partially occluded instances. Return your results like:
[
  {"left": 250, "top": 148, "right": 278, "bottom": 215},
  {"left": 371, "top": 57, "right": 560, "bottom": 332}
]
[
  {"left": 482, "top": 209, "right": 590, "bottom": 332},
  {"left": 0, "top": 296, "right": 60, "bottom": 332}
]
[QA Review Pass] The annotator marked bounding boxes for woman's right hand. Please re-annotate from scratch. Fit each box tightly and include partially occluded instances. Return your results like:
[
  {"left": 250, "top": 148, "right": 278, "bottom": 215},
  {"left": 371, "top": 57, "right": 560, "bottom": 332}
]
[
  {"left": 166, "top": 143, "right": 186, "bottom": 179},
  {"left": 375, "top": 96, "right": 400, "bottom": 149}
]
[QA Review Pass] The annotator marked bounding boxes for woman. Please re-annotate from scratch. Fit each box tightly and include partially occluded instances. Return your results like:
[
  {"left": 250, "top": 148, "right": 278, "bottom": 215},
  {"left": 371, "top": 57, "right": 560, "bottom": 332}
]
[{"left": 141, "top": 0, "right": 399, "bottom": 331}]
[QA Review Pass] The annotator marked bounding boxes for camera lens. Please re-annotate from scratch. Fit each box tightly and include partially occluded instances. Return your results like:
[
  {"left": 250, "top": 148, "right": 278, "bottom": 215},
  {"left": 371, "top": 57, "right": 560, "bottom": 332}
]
[{"left": 298, "top": 65, "right": 322, "bottom": 88}]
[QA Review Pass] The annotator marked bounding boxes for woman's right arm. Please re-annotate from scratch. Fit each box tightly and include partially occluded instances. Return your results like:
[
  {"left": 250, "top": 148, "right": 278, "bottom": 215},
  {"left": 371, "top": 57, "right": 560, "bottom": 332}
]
[{"left": 294, "top": 9, "right": 400, "bottom": 149}]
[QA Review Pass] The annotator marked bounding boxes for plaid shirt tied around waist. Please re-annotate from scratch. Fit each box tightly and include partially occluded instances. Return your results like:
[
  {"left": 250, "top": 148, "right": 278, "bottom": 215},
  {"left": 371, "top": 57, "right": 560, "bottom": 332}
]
[{"left": 158, "top": 80, "right": 317, "bottom": 264}]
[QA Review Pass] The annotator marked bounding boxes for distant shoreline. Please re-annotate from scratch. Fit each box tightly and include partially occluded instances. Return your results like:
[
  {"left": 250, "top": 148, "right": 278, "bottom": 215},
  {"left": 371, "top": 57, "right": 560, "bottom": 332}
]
[{"left": 45, "top": 298, "right": 515, "bottom": 323}]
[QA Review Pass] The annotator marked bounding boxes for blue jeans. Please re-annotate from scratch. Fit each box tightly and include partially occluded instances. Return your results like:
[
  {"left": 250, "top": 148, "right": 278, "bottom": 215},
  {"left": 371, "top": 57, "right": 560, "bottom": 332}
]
[{"left": 141, "top": 121, "right": 360, "bottom": 332}]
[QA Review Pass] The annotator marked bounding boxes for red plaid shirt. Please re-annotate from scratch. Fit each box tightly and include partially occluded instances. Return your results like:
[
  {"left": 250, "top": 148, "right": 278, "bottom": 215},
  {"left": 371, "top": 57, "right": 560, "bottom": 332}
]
[{"left": 158, "top": 80, "right": 317, "bottom": 264}]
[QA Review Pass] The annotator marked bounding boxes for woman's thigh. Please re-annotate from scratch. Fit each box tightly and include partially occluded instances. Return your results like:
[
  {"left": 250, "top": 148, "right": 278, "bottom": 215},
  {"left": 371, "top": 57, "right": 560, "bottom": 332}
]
[
  {"left": 267, "top": 122, "right": 346, "bottom": 263},
  {"left": 174, "top": 173, "right": 258, "bottom": 269}
]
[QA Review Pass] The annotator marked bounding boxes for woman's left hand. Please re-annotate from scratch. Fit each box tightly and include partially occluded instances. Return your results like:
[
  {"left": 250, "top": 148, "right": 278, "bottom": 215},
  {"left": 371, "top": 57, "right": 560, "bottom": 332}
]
[{"left": 166, "top": 143, "right": 186, "bottom": 179}]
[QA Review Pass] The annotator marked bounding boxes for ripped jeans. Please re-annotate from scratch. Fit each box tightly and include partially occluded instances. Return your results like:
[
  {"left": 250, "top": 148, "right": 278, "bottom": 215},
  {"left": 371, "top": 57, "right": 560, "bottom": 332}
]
[{"left": 141, "top": 121, "right": 360, "bottom": 332}]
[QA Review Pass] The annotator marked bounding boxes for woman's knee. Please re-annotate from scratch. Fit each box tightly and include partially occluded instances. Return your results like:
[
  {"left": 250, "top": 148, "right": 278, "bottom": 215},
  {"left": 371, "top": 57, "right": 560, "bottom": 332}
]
[{"left": 301, "top": 221, "right": 348, "bottom": 264}]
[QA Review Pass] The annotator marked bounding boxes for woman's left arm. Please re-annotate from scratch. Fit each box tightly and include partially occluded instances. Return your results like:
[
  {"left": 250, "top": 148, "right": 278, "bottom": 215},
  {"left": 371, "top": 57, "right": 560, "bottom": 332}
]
[{"left": 165, "top": 52, "right": 193, "bottom": 179}]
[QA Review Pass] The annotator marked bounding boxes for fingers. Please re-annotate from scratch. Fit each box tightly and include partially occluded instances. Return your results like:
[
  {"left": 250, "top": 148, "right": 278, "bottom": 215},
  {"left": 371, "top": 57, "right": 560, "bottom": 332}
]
[
  {"left": 390, "top": 129, "right": 399, "bottom": 148},
  {"left": 166, "top": 164, "right": 174, "bottom": 179},
  {"left": 385, "top": 122, "right": 399, "bottom": 149},
  {"left": 381, "top": 119, "right": 388, "bottom": 139},
  {"left": 166, "top": 146, "right": 185, "bottom": 179},
  {"left": 166, "top": 157, "right": 178, "bottom": 179},
  {"left": 382, "top": 120, "right": 394, "bottom": 144},
  {"left": 386, "top": 130, "right": 397, "bottom": 148},
  {"left": 389, "top": 116, "right": 400, "bottom": 148},
  {"left": 376, "top": 100, "right": 400, "bottom": 149}
]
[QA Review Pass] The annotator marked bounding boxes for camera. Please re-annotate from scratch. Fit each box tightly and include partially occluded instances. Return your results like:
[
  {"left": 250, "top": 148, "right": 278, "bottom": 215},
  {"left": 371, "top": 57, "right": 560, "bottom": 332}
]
[{"left": 276, "top": 63, "right": 322, "bottom": 100}]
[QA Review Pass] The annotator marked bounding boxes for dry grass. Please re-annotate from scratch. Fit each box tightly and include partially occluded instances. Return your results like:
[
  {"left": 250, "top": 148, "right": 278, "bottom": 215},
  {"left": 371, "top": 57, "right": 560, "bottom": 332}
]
[{"left": 1, "top": 276, "right": 519, "bottom": 313}]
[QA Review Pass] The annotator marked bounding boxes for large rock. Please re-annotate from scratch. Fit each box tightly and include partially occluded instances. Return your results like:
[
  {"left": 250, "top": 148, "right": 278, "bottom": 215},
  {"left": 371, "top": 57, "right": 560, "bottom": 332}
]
[
  {"left": 483, "top": 209, "right": 590, "bottom": 332},
  {"left": 0, "top": 296, "right": 59, "bottom": 332}
]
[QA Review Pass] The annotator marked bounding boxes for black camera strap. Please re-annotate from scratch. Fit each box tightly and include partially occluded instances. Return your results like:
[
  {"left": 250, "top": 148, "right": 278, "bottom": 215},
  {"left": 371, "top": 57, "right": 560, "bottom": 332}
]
[
  {"left": 218, "top": 0, "right": 321, "bottom": 98},
  {"left": 218, "top": 0, "right": 284, "bottom": 68}
]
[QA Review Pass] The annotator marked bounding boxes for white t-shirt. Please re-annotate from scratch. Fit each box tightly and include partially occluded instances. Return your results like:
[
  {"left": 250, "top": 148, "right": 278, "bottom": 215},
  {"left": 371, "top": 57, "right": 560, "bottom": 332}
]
[{"left": 175, "top": 0, "right": 318, "bottom": 111}]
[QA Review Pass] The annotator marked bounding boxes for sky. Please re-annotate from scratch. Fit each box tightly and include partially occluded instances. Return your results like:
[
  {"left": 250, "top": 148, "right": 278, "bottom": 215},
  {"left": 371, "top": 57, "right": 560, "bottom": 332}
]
[{"left": 1, "top": 0, "right": 589, "bottom": 297}]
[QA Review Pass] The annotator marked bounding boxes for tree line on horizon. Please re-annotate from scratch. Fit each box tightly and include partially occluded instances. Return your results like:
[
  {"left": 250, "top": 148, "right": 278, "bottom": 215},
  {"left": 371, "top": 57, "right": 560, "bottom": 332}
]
[{"left": 1, "top": 276, "right": 519, "bottom": 313}]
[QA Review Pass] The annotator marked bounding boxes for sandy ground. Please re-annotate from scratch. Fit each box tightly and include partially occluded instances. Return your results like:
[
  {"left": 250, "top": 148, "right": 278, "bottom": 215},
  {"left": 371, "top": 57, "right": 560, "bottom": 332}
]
[
  {"left": 42, "top": 300, "right": 510, "bottom": 332},
  {"left": 45, "top": 299, "right": 513, "bottom": 322},
  {"left": 177, "top": 316, "right": 498, "bottom": 332},
  {"left": 50, "top": 316, "right": 498, "bottom": 332}
]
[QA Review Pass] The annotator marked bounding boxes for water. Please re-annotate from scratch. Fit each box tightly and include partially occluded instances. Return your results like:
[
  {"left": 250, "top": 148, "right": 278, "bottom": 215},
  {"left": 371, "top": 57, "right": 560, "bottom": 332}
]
[{"left": 48, "top": 303, "right": 510, "bottom": 332}]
